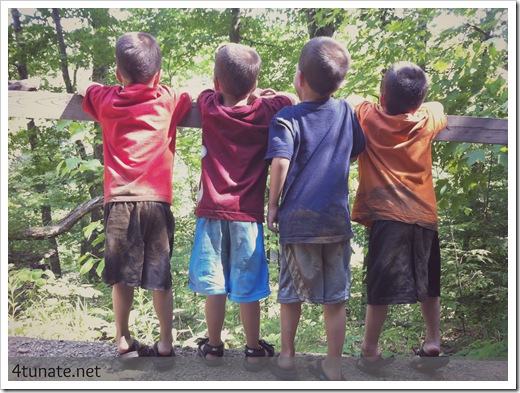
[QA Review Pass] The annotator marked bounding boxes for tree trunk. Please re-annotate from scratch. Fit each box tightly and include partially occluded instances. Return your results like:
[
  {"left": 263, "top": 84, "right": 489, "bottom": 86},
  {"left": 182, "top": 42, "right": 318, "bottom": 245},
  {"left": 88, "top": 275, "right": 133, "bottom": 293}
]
[
  {"left": 10, "top": 8, "right": 29, "bottom": 79},
  {"left": 306, "top": 9, "right": 335, "bottom": 38},
  {"left": 27, "top": 120, "right": 62, "bottom": 276},
  {"left": 229, "top": 8, "right": 241, "bottom": 43},
  {"left": 12, "top": 9, "right": 62, "bottom": 275},
  {"left": 51, "top": 9, "right": 73, "bottom": 93}
]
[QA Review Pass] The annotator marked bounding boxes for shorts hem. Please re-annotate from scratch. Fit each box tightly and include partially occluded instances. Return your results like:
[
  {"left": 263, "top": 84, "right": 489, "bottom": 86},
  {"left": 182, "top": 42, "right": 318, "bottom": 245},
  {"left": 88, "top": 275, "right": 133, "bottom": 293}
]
[
  {"left": 368, "top": 297, "right": 418, "bottom": 305},
  {"left": 104, "top": 279, "right": 172, "bottom": 291},
  {"left": 228, "top": 289, "right": 271, "bottom": 303},
  {"left": 188, "top": 284, "right": 228, "bottom": 297}
]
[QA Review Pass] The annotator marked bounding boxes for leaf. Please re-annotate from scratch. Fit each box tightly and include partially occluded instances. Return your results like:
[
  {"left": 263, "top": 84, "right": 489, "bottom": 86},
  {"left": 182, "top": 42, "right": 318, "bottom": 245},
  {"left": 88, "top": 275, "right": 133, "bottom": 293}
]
[
  {"left": 56, "top": 120, "right": 73, "bottom": 132},
  {"left": 83, "top": 221, "right": 101, "bottom": 239},
  {"left": 79, "top": 257, "right": 96, "bottom": 275},
  {"left": 79, "top": 159, "right": 102, "bottom": 172},
  {"left": 465, "top": 149, "right": 486, "bottom": 165},
  {"left": 69, "top": 122, "right": 85, "bottom": 137},
  {"left": 96, "top": 259, "right": 105, "bottom": 277}
]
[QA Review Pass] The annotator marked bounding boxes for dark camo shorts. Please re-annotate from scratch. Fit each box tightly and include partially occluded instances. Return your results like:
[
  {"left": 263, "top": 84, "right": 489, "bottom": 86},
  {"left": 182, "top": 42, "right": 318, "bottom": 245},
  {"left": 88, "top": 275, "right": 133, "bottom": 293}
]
[
  {"left": 102, "top": 201, "right": 174, "bottom": 290},
  {"left": 365, "top": 220, "right": 440, "bottom": 305}
]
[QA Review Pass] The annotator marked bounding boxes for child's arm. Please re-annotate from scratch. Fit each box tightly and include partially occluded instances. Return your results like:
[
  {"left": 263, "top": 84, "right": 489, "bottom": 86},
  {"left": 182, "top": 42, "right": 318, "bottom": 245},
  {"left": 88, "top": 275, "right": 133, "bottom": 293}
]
[
  {"left": 247, "top": 88, "right": 298, "bottom": 105},
  {"left": 77, "top": 79, "right": 102, "bottom": 97},
  {"left": 267, "top": 157, "right": 290, "bottom": 234},
  {"left": 421, "top": 101, "right": 447, "bottom": 131},
  {"left": 346, "top": 94, "right": 367, "bottom": 107}
]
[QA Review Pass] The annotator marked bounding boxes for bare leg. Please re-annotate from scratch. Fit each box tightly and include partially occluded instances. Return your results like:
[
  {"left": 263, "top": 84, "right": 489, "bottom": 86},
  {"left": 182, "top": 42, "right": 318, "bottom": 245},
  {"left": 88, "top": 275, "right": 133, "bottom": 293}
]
[
  {"left": 112, "top": 283, "right": 134, "bottom": 354},
  {"left": 240, "top": 301, "right": 265, "bottom": 365},
  {"left": 278, "top": 302, "right": 302, "bottom": 369},
  {"left": 240, "top": 301, "right": 261, "bottom": 348},
  {"left": 204, "top": 294, "right": 227, "bottom": 360},
  {"left": 361, "top": 304, "right": 388, "bottom": 358},
  {"left": 152, "top": 288, "right": 174, "bottom": 355},
  {"left": 419, "top": 296, "right": 441, "bottom": 355},
  {"left": 321, "top": 302, "right": 346, "bottom": 380}
]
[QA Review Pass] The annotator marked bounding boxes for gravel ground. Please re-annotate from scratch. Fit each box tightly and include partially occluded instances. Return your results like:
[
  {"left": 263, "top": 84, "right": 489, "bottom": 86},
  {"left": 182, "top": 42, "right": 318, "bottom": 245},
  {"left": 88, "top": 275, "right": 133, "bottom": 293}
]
[{"left": 6, "top": 336, "right": 510, "bottom": 388}]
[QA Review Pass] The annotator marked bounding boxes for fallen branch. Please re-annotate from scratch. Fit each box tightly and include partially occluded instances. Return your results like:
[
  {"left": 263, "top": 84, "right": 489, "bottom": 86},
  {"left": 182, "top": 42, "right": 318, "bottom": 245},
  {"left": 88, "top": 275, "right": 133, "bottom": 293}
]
[{"left": 10, "top": 196, "right": 103, "bottom": 240}]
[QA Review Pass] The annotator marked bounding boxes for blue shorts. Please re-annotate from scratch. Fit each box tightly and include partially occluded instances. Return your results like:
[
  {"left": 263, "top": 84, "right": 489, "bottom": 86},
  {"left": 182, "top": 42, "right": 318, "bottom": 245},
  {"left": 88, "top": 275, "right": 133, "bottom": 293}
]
[{"left": 188, "top": 218, "right": 270, "bottom": 303}]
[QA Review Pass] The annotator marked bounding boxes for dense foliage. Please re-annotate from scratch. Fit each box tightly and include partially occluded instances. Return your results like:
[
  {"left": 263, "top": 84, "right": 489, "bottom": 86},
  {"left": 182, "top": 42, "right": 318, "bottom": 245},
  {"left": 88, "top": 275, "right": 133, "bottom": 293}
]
[{"left": 7, "top": 8, "right": 508, "bottom": 358}]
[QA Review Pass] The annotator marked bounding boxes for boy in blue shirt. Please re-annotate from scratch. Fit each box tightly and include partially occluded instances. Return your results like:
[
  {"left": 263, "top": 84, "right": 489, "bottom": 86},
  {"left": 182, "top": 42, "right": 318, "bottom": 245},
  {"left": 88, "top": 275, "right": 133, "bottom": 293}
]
[{"left": 266, "top": 37, "right": 365, "bottom": 380}]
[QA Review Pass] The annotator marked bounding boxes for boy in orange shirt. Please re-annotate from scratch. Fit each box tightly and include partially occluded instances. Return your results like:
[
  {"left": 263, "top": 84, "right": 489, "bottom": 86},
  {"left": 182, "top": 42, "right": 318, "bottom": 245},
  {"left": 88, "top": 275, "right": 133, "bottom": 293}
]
[{"left": 348, "top": 61, "right": 450, "bottom": 371}]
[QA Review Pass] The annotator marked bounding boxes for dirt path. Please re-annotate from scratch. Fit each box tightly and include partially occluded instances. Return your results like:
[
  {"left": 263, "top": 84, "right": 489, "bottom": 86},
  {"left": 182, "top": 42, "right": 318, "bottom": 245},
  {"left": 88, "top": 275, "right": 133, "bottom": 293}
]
[{"left": 6, "top": 336, "right": 510, "bottom": 387}]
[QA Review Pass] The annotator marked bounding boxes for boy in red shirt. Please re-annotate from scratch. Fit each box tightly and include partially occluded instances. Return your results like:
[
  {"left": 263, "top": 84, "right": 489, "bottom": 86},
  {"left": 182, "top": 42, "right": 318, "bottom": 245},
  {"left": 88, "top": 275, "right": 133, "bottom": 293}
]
[
  {"left": 79, "top": 32, "right": 191, "bottom": 359},
  {"left": 349, "top": 61, "right": 449, "bottom": 371},
  {"left": 188, "top": 43, "right": 296, "bottom": 371}
]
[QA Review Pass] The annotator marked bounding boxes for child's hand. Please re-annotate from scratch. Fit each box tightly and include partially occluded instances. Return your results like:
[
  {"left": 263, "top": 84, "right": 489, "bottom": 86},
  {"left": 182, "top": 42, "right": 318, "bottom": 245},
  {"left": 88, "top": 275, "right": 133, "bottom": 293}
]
[
  {"left": 77, "top": 79, "right": 102, "bottom": 97},
  {"left": 267, "top": 205, "right": 280, "bottom": 234},
  {"left": 259, "top": 88, "right": 277, "bottom": 97},
  {"left": 247, "top": 88, "right": 277, "bottom": 105}
]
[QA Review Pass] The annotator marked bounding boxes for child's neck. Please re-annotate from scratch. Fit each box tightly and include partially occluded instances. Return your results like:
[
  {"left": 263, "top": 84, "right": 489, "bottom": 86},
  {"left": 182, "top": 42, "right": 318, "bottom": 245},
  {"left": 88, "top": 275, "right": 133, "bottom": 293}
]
[
  {"left": 123, "top": 81, "right": 156, "bottom": 89},
  {"left": 299, "top": 88, "right": 331, "bottom": 103},
  {"left": 221, "top": 93, "right": 248, "bottom": 108}
]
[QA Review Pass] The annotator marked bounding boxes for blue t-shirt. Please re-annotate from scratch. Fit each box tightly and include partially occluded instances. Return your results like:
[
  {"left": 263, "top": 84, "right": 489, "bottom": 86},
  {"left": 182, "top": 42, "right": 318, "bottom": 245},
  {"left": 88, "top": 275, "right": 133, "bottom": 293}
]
[{"left": 265, "top": 98, "right": 365, "bottom": 244}]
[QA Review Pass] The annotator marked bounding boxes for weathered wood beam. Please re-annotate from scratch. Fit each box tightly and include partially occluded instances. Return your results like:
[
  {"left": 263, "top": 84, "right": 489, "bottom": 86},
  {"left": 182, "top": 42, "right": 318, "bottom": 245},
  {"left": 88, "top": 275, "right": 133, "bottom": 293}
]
[
  {"left": 8, "top": 91, "right": 202, "bottom": 128},
  {"left": 8, "top": 91, "right": 508, "bottom": 145}
]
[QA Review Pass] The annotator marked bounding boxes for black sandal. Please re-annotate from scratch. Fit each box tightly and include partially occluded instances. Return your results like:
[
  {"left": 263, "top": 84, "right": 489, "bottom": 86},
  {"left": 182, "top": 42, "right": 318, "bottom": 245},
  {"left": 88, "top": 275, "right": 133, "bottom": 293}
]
[
  {"left": 119, "top": 339, "right": 152, "bottom": 359},
  {"left": 243, "top": 339, "right": 275, "bottom": 372},
  {"left": 196, "top": 337, "right": 224, "bottom": 367},
  {"left": 411, "top": 347, "right": 450, "bottom": 371},
  {"left": 151, "top": 341, "right": 175, "bottom": 371}
]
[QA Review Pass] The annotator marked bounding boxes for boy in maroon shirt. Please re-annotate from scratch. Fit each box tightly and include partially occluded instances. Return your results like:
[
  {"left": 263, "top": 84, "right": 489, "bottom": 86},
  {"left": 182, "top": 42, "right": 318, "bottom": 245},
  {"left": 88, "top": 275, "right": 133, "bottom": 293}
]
[{"left": 188, "top": 43, "right": 296, "bottom": 371}]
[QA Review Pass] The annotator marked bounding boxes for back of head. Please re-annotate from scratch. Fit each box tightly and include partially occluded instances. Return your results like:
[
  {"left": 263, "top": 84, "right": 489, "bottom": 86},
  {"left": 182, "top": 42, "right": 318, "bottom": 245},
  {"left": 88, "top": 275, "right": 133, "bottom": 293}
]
[
  {"left": 115, "top": 32, "right": 162, "bottom": 84},
  {"left": 214, "top": 43, "right": 261, "bottom": 99},
  {"left": 298, "top": 37, "right": 350, "bottom": 96},
  {"left": 381, "top": 61, "right": 429, "bottom": 115}
]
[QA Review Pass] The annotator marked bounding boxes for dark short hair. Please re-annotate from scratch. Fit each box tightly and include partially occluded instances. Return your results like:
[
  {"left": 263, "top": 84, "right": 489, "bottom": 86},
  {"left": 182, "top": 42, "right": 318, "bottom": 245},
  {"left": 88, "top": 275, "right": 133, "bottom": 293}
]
[
  {"left": 381, "top": 61, "right": 430, "bottom": 115},
  {"left": 214, "top": 43, "right": 261, "bottom": 99},
  {"left": 115, "top": 32, "right": 162, "bottom": 84},
  {"left": 298, "top": 37, "right": 350, "bottom": 96}
]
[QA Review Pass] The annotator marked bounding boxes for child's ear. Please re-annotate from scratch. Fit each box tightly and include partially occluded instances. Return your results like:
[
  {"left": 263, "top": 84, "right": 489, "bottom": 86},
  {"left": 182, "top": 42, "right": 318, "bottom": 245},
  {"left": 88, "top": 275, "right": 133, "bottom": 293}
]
[
  {"left": 116, "top": 68, "right": 123, "bottom": 84},
  {"left": 213, "top": 76, "right": 221, "bottom": 92},
  {"left": 298, "top": 70, "right": 306, "bottom": 87},
  {"left": 153, "top": 69, "right": 162, "bottom": 86}
]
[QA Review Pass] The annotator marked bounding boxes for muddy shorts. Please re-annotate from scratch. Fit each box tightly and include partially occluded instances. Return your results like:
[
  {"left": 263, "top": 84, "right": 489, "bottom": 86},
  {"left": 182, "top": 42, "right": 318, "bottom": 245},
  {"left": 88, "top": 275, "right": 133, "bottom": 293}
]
[
  {"left": 365, "top": 220, "right": 440, "bottom": 305},
  {"left": 277, "top": 241, "right": 351, "bottom": 305},
  {"left": 102, "top": 201, "right": 174, "bottom": 290},
  {"left": 188, "top": 218, "right": 270, "bottom": 303}
]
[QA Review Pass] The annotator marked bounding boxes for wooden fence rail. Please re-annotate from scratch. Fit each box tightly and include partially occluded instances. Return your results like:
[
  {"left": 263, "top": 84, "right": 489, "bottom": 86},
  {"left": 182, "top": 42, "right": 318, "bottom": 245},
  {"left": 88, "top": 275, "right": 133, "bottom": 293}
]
[{"left": 8, "top": 91, "right": 508, "bottom": 145}]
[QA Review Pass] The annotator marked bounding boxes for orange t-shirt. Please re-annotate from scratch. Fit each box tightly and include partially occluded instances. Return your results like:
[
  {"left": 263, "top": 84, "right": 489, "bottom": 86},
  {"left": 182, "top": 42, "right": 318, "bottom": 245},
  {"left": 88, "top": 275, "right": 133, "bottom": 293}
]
[{"left": 352, "top": 100, "right": 447, "bottom": 231}]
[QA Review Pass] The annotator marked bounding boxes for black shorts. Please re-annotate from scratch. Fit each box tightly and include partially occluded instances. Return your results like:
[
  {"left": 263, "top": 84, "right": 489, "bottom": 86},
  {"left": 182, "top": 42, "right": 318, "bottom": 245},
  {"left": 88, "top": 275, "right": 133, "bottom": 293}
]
[
  {"left": 102, "top": 201, "right": 174, "bottom": 290},
  {"left": 365, "top": 220, "right": 440, "bottom": 305}
]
